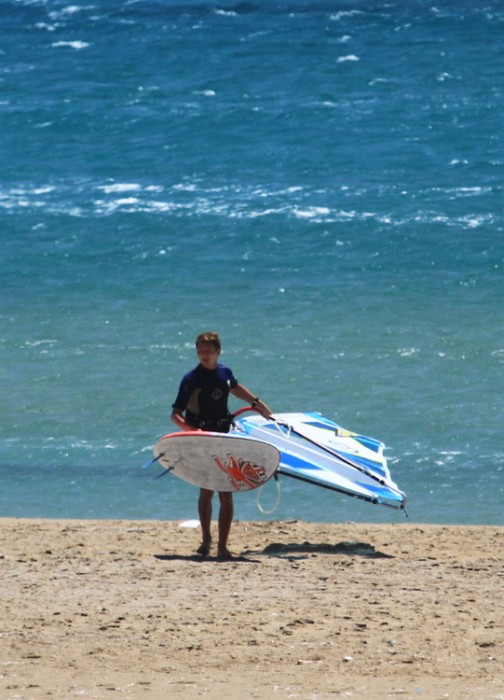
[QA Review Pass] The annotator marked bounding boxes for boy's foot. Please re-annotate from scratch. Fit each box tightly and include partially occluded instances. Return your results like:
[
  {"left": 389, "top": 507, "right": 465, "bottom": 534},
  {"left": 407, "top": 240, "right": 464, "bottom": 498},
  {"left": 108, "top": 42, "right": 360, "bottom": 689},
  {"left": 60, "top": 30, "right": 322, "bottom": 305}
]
[
  {"left": 216, "top": 548, "right": 233, "bottom": 562},
  {"left": 197, "top": 541, "right": 211, "bottom": 557}
]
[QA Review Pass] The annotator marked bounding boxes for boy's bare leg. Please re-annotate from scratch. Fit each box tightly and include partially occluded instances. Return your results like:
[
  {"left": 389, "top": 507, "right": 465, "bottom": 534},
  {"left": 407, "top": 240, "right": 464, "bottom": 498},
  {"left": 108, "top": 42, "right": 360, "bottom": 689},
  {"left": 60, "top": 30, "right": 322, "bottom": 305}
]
[
  {"left": 217, "top": 492, "right": 234, "bottom": 559},
  {"left": 198, "top": 488, "right": 213, "bottom": 554}
]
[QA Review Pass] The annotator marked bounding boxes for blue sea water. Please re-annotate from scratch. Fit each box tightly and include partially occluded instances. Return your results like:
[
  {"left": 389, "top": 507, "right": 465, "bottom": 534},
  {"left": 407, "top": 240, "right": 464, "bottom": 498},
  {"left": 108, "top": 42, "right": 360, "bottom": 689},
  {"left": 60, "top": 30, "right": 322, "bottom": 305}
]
[{"left": 1, "top": 0, "right": 502, "bottom": 526}]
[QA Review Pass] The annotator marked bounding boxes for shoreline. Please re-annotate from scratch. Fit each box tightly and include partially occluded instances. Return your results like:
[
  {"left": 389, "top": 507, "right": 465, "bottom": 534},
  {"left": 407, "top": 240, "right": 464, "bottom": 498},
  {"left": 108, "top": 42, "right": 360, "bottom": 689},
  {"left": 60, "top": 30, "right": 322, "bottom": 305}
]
[{"left": 1, "top": 519, "right": 502, "bottom": 699}]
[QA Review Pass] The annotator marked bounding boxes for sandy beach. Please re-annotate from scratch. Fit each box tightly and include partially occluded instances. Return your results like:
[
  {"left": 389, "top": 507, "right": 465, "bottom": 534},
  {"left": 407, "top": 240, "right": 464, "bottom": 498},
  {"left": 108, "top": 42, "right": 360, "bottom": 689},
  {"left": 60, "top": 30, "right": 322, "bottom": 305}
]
[{"left": 0, "top": 519, "right": 502, "bottom": 699}]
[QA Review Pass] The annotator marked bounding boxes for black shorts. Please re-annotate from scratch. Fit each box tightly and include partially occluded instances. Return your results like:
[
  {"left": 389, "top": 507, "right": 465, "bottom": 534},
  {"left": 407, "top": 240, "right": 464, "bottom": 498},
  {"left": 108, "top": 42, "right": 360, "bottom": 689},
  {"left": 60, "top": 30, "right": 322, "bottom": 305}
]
[{"left": 185, "top": 411, "right": 232, "bottom": 434}]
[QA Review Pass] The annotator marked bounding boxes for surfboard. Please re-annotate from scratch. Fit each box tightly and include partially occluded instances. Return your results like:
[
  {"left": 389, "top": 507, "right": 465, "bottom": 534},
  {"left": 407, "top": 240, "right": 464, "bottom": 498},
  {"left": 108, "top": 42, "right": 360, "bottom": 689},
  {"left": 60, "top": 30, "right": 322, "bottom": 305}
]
[
  {"left": 231, "top": 412, "right": 407, "bottom": 510},
  {"left": 153, "top": 431, "right": 280, "bottom": 492}
]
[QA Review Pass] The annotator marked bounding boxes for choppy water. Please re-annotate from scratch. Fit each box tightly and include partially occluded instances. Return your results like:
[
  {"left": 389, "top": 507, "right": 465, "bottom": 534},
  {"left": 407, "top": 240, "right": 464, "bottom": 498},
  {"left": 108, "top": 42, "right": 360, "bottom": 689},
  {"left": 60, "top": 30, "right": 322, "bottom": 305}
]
[{"left": 1, "top": 0, "right": 502, "bottom": 525}]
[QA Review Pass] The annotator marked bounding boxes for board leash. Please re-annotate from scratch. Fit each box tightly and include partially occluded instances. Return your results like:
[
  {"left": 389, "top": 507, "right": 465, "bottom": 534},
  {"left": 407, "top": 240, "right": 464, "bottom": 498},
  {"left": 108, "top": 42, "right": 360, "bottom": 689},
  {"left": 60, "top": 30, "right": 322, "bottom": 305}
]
[{"left": 256, "top": 473, "right": 281, "bottom": 515}]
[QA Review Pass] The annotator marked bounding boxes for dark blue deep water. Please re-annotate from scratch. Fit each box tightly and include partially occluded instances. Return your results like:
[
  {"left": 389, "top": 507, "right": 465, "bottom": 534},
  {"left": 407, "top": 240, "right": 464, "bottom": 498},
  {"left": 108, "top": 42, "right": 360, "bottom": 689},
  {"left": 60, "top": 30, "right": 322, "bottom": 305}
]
[{"left": 1, "top": 0, "right": 502, "bottom": 524}]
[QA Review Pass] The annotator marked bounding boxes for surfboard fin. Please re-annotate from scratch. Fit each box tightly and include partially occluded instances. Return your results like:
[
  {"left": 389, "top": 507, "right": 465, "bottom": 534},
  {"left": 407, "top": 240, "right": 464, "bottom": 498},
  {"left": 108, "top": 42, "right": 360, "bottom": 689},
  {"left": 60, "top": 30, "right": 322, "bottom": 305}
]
[{"left": 154, "top": 467, "right": 173, "bottom": 481}]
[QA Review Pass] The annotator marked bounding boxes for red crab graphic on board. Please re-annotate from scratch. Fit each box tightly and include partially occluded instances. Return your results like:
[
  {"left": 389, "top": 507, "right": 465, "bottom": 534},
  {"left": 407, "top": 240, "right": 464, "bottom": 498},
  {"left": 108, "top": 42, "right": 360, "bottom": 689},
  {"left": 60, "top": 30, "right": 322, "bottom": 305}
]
[{"left": 212, "top": 453, "right": 268, "bottom": 491}]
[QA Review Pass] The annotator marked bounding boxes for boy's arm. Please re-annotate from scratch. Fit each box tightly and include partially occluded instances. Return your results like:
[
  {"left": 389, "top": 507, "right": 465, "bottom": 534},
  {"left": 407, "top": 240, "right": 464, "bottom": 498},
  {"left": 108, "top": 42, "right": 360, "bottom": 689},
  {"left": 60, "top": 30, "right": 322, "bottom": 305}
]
[
  {"left": 230, "top": 384, "right": 272, "bottom": 418},
  {"left": 171, "top": 407, "right": 198, "bottom": 432}
]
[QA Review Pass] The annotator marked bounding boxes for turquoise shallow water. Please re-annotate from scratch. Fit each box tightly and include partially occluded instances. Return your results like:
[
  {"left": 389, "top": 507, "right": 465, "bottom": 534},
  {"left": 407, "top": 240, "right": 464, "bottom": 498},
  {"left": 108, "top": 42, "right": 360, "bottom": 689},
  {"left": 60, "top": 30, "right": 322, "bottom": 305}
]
[{"left": 1, "top": 0, "right": 503, "bottom": 525}]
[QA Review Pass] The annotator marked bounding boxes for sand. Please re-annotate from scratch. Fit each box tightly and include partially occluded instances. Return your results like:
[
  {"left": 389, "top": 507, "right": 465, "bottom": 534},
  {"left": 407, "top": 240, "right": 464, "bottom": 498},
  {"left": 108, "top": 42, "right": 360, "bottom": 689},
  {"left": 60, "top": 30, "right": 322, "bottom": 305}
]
[{"left": 0, "top": 519, "right": 502, "bottom": 699}]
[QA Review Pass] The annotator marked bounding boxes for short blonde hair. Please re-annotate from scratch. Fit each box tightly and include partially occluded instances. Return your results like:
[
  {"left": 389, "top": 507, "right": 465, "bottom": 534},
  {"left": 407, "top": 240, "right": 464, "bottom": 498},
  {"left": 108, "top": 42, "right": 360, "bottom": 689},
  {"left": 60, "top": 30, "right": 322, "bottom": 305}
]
[{"left": 195, "top": 331, "right": 221, "bottom": 351}]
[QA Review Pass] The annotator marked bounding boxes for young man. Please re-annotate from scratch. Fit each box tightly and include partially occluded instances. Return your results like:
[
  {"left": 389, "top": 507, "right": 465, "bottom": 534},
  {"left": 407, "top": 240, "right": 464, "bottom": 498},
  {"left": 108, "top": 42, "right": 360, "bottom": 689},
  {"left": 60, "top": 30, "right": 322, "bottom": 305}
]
[{"left": 171, "top": 331, "right": 272, "bottom": 560}]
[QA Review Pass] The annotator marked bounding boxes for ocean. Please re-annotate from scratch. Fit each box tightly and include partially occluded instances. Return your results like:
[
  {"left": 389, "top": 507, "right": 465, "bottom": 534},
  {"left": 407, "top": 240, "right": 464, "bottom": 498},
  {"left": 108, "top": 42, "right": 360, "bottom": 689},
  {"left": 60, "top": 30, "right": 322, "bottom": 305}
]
[{"left": 1, "top": 0, "right": 502, "bottom": 526}]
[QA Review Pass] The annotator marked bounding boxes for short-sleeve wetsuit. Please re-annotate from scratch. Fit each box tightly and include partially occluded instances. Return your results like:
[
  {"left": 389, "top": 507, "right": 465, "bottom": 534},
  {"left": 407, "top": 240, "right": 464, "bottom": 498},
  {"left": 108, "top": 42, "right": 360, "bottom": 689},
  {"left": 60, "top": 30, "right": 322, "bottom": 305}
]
[{"left": 172, "top": 363, "right": 239, "bottom": 433}]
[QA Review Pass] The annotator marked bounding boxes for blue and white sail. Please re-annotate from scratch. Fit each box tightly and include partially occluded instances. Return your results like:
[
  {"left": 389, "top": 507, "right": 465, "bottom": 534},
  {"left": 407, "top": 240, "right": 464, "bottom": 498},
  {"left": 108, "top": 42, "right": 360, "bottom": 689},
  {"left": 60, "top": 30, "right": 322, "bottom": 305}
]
[{"left": 232, "top": 412, "right": 407, "bottom": 511}]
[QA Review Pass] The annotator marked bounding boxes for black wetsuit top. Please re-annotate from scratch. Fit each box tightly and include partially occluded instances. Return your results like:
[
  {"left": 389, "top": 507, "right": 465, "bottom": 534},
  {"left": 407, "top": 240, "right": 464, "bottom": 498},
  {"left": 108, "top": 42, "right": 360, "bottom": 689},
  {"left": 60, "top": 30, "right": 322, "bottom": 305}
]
[{"left": 172, "top": 363, "right": 238, "bottom": 432}]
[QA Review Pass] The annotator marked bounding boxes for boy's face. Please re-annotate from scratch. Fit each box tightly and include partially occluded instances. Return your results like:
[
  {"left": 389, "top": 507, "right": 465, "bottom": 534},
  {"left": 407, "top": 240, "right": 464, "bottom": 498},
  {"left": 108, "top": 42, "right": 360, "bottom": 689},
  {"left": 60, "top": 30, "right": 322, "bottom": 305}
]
[{"left": 196, "top": 341, "right": 220, "bottom": 370}]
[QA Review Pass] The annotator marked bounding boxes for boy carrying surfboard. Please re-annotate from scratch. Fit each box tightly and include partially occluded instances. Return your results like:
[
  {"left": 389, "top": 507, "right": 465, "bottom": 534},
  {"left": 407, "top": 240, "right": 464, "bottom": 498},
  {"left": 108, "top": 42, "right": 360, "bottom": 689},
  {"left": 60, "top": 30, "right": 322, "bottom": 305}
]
[{"left": 171, "top": 331, "right": 272, "bottom": 561}]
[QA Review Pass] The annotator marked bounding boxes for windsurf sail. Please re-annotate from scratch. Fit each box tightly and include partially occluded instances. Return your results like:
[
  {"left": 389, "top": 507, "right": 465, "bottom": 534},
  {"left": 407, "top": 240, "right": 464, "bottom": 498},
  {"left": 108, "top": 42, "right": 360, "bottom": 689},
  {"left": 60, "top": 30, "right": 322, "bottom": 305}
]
[{"left": 231, "top": 412, "right": 407, "bottom": 511}]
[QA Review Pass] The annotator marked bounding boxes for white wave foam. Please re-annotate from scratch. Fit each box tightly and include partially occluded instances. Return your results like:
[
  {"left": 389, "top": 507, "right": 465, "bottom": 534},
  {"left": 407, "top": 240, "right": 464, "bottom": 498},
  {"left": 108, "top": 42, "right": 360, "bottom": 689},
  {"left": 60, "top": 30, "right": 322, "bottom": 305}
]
[
  {"left": 36, "top": 23, "right": 58, "bottom": 32},
  {"left": 337, "top": 55, "right": 359, "bottom": 63},
  {"left": 293, "top": 206, "right": 330, "bottom": 219},
  {"left": 330, "top": 11, "right": 363, "bottom": 21},
  {"left": 98, "top": 183, "right": 142, "bottom": 194},
  {"left": 51, "top": 40, "right": 90, "bottom": 50},
  {"left": 214, "top": 9, "right": 237, "bottom": 17},
  {"left": 23, "top": 340, "right": 58, "bottom": 348},
  {"left": 93, "top": 198, "right": 180, "bottom": 215},
  {"left": 397, "top": 348, "right": 420, "bottom": 357},
  {"left": 173, "top": 183, "right": 198, "bottom": 192}
]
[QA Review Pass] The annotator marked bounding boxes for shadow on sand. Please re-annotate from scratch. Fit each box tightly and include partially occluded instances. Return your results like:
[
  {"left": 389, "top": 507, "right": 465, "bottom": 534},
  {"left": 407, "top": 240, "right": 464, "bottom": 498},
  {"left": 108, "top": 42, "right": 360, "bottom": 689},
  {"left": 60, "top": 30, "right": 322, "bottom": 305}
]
[
  {"left": 154, "top": 541, "right": 393, "bottom": 563},
  {"left": 244, "top": 541, "right": 394, "bottom": 560}
]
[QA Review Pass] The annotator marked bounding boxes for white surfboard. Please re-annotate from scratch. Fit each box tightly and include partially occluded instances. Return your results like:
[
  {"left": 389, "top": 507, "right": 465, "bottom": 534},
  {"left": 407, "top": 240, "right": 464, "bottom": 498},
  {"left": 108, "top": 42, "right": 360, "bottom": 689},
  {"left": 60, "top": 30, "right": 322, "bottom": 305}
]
[{"left": 153, "top": 431, "right": 280, "bottom": 492}]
